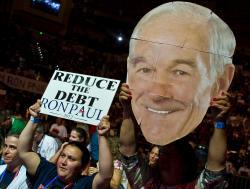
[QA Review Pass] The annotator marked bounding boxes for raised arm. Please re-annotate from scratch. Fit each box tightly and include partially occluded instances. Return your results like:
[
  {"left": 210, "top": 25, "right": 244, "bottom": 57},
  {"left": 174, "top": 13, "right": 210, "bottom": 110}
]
[
  {"left": 17, "top": 100, "right": 42, "bottom": 175},
  {"left": 119, "top": 83, "right": 136, "bottom": 157},
  {"left": 92, "top": 116, "right": 113, "bottom": 189},
  {"left": 49, "top": 142, "right": 68, "bottom": 163},
  {"left": 196, "top": 92, "right": 231, "bottom": 188},
  {"left": 207, "top": 92, "right": 231, "bottom": 171}
]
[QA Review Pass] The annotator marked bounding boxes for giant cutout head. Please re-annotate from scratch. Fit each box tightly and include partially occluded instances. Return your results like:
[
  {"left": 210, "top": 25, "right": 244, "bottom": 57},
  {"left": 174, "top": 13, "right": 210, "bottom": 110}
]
[{"left": 127, "top": 2, "right": 235, "bottom": 145}]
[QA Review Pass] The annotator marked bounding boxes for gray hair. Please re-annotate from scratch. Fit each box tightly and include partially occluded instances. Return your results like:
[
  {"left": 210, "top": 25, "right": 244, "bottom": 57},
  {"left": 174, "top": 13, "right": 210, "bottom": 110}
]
[{"left": 130, "top": 1, "right": 236, "bottom": 80}]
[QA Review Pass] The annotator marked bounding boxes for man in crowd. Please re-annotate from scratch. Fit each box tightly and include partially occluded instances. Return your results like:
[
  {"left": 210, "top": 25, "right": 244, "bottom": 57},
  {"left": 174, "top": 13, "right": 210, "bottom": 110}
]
[
  {"left": 18, "top": 100, "right": 113, "bottom": 189},
  {"left": 33, "top": 124, "right": 59, "bottom": 160},
  {"left": 49, "top": 117, "right": 68, "bottom": 143},
  {"left": 0, "top": 133, "right": 28, "bottom": 188}
]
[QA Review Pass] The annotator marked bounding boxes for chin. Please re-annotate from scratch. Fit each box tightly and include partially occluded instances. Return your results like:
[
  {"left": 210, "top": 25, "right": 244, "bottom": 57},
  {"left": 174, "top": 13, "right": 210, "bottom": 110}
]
[
  {"left": 4, "top": 160, "right": 11, "bottom": 164},
  {"left": 58, "top": 173, "right": 68, "bottom": 181},
  {"left": 140, "top": 115, "right": 193, "bottom": 145},
  {"left": 3, "top": 158, "right": 12, "bottom": 164}
]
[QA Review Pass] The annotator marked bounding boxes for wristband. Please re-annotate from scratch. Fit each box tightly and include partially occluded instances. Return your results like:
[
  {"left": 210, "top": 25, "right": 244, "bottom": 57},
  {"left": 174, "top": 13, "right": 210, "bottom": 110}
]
[
  {"left": 30, "top": 116, "right": 42, "bottom": 124},
  {"left": 215, "top": 121, "right": 225, "bottom": 129}
]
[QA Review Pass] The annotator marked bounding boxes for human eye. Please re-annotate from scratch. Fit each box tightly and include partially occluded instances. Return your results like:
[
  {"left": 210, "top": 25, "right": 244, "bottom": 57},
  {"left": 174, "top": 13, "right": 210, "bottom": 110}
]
[
  {"left": 138, "top": 67, "right": 154, "bottom": 74},
  {"left": 173, "top": 70, "right": 189, "bottom": 76},
  {"left": 136, "top": 63, "right": 155, "bottom": 75},
  {"left": 10, "top": 145, "right": 16, "bottom": 150},
  {"left": 60, "top": 153, "right": 66, "bottom": 158},
  {"left": 68, "top": 156, "right": 75, "bottom": 162}
]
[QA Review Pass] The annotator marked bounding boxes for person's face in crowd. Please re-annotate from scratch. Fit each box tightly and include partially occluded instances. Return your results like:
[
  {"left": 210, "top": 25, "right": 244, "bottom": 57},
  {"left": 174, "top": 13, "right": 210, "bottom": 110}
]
[
  {"left": 226, "top": 161, "right": 237, "bottom": 174},
  {"left": 33, "top": 131, "right": 44, "bottom": 143},
  {"left": 149, "top": 146, "right": 159, "bottom": 166},
  {"left": 57, "top": 145, "right": 83, "bottom": 182},
  {"left": 69, "top": 130, "right": 83, "bottom": 143},
  {"left": 3, "top": 136, "right": 21, "bottom": 166},
  {"left": 127, "top": 14, "right": 222, "bottom": 145}
]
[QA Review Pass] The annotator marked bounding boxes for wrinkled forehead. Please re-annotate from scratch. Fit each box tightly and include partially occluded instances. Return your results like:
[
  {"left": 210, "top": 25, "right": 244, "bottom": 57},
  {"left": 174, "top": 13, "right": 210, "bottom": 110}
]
[
  {"left": 5, "top": 136, "right": 19, "bottom": 145},
  {"left": 130, "top": 14, "right": 214, "bottom": 59},
  {"left": 128, "top": 39, "right": 210, "bottom": 64},
  {"left": 130, "top": 15, "right": 211, "bottom": 56},
  {"left": 130, "top": 2, "right": 234, "bottom": 58}
]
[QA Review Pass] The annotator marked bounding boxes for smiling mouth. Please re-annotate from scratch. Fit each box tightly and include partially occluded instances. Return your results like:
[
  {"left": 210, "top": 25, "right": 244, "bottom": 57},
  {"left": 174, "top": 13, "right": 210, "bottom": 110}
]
[{"left": 147, "top": 107, "right": 170, "bottom": 114}]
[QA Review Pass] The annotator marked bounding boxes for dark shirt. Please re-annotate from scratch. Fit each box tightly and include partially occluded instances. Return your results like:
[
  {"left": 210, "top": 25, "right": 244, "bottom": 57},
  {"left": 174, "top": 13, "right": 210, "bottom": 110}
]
[
  {"left": 0, "top": 169, "right": 15, "bottom": 189},
  {"left": 27, "top": 156, "right": 95, "bottom": 189}
]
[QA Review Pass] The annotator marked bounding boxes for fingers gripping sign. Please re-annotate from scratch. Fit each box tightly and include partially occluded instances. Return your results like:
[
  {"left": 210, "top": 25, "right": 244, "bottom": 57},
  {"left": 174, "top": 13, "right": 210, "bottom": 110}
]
[
  {"left": 210, "top": 91, "right": 232, "bottom": 121},
  {"left": 29, "top": 100, "right": 42, "bottom": 117},
  {"left": 119, "top": 83, "right": 132, "bottom": 108},
  {"left": 98, "top": 115, "right": 110, "bottom": 136}
]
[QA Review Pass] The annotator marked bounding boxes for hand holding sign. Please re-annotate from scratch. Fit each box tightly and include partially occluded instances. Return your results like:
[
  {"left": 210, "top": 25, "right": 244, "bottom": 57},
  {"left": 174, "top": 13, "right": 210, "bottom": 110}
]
[
  {"left": 98, "top": 115, "right": 110, "bottom": 136},
  {"left": 29, "top": 99, "right": 42, "bottom": 117}
]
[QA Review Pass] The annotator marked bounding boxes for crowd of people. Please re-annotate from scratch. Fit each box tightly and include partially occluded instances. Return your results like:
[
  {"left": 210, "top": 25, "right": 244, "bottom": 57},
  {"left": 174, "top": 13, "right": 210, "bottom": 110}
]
[{"left": 0, "top": 1, "right": 250, "bottom": 189}]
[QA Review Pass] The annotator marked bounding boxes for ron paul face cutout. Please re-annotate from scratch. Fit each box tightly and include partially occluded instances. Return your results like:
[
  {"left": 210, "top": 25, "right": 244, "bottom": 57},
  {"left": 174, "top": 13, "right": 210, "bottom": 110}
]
[
  {"left": 126, "top": 2, "right": 235, "bottom": 145},
  {"left": 127, "top": 40, "right": 215, "bottom": 145}
]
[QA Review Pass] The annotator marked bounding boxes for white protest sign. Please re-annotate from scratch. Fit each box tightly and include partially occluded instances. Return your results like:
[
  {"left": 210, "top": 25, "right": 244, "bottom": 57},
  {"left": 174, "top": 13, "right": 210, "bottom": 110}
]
[{"left": 40, "top": 70, "right": 120, "bottom": 125}]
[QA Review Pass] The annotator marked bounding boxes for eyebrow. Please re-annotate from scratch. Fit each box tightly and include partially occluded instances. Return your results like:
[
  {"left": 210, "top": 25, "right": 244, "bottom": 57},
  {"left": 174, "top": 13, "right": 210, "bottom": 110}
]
[
  {"left": 173, "top": 59, "right": 197, "bottom": 69},
  {"left": 4, "top": 144, "right": 17, "bottom": 148},
  {"left": 128, "top": 56, "right": 197, "bottom": 69},
  {"left": 128, "top": 56, "right": 147, "bottom": 65},
  {"left": 10, "top": 145, "right": 17, "bottom": 148}
]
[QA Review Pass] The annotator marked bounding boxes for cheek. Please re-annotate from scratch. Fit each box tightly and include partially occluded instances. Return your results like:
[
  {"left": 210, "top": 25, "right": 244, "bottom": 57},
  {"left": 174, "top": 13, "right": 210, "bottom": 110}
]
[
  {"left": 171, "top": 81, "right": 199, "bottom": 104},
  {"left": 173, "top": 77, "right": 211, "bottom": 108},
  {"left": 192, "top": 85, "right": 212, "bottom": 110},
  {"left": 193, "top": 59, "right": 213, "bottom": 104},
  {"left": 56, "top": 158, "right": 63, "bottom": 166},
  {"left": 128, "top": 73, "right": 149, "bottom": 99},
  {"left": 127, "top": 71, "right": 137, "bottom": 87},
  {"left": 69, "top": 163, "right": 81, "bottom": 174},
  {"left": 9, "top": 150, "right": 17, "bottom": 159},
  {"left": 3, "top": 148, "right": 7, "bottom": 154}
]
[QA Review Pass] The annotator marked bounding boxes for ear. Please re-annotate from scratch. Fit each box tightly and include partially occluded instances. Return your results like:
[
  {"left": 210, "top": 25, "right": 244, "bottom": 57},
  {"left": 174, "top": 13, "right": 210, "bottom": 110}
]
[{"left": 217, "top": 64, "right": 235, "bottom": 94}]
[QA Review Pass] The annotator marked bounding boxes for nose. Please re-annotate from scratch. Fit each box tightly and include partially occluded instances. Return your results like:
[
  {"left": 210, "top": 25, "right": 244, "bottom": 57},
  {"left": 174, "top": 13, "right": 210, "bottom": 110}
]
[
  {"left": 61, "top": 156, "right": 67, "bottom": 165},
  {"left": 3, "top": 147, "right": 10, "bottom": 154},
  {"left": 148, "top": 82, "right": 173, "bottom": 102},
  {"left": 149, "top": 72, "right": 173, "bottom": 99}
]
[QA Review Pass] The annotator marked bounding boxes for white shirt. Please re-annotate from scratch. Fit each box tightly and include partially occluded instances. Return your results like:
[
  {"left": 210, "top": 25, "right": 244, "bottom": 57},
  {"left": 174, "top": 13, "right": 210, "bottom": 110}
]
[{"left": 37, "top": 134, "right": 59, "bottom": 160}]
